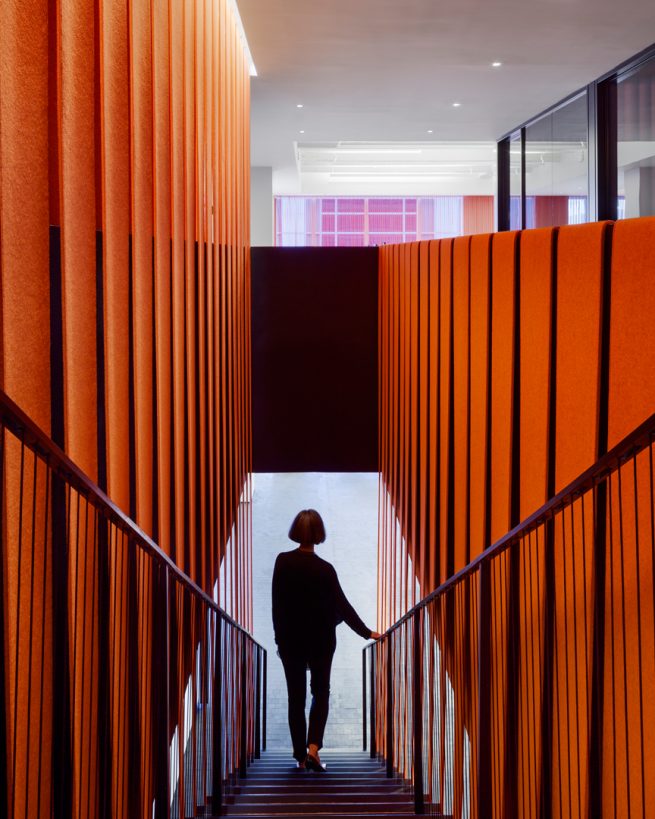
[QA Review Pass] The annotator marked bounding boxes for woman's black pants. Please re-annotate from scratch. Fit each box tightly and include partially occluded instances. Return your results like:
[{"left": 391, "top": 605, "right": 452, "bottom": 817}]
[{"left": 279, "top": 648, "right": 335, "bottom": 762}]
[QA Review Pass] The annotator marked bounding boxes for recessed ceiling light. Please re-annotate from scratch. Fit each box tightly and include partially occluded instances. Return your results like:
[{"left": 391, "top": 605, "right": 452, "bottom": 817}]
[
  {"left": 491, "top": 61, "right": 502, "bottom": 68},
  {"left": 452, "top": 102, "right": 462, "bottom": 107},
  {"left": 427, "top": 129, "right": 433, "bottom": 134},
  {"left": 300, "top": 130, "right": 305, "bottom": 134},
  {"left": 297, "top": 103, "right": 304, "bottom": 108}
]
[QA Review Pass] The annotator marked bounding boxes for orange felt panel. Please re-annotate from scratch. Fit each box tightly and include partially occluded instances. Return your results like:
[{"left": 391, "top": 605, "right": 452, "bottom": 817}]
[
  {"left": 170, "top": 0, "right": 186, "bottom": 564},
  {"left": 518, "top": 227, "right": 553, "bottom": 520},
  {"left": 99, "top": 2, "right": 132, "bottom": 813},
  {"left": 439, "top": 239, "right": 453, "bottom": 583},
  {"left": 602, "top": 453, "right": 655, "bottom": 816},
  {"left": 0, "top": 3, "right": 52, "bottom": 818},
  {"left": 408, "top": 243, "right": 420, "bottom": 591},
  {"left": 490, "top": 231, "right": 518, "bottom": 543},
  {"left": 184, "top": 0, "right": 197, "bottom": 581},
  {"left": 59, "top": 0, "right": 103, "bottom": 787},
  {"left": 130, "top": 0, "right": 154, "bottom": 537},
  {"left": 469, "top": 234, "right": 491, "bottom": 558},
  {"left": 60, "top": 0, "right": 98, "bottom": 481},
  {"left": 100, "top": 0, "right": 131, "bottom": 515},
  {"left": 0, "top": 0, "right": 51, "bottom": 428},
  {"left": 452, "top": 236, "right": 470, "bottom": 572},
  {"left": 607, "top": 216, "right": 655, "bottom": 449},
  {"left": 550, "top": 496, "right": 594, "bottom": 819},
  {"left": 554, "top": 222, "right": 607, "bottom": 492},
  {"left": 153, "top": 0, "right": 172, "bottom": 555}
]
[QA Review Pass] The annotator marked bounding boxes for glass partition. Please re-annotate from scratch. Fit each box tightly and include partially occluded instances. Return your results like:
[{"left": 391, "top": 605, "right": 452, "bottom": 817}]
[
  {"left": 524, "top": 92, "right": 589, "bottom": 228},
  {"left": 509, "top": 131, "right": 522, "bottom": 229},
  {"left": 617, "top": 56, "right": 655, "bottom": 218}
]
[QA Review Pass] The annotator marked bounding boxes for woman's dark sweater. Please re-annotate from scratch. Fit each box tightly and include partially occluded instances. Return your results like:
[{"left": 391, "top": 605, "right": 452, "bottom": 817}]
[{"left": 272, "top": 548, "right": 372, "bottom": 653}]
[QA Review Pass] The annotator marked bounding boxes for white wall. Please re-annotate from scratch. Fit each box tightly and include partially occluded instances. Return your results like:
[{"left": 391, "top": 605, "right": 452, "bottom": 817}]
[{"left": 250, "top": 166, "right": 274, "bottom": 246}]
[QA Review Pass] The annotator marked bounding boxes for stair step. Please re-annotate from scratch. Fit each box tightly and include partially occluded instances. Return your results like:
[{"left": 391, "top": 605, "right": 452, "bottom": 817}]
[
  {"left": 222, "top": 810, "right": 415, "bottom": 817},
  {"left": 225, "top": 750, "right": 416, "bottom": 819},
  {"left": 227, "top": 794, "right": 411, "bottom": 804},
  {"left": 230, "top": 786, "right": 408, "bottom": 795}
]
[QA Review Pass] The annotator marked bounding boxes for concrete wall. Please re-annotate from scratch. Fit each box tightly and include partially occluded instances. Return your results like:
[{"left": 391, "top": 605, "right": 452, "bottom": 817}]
[{"left": 251, "top": 165, "right": 274, "bottom": 246}]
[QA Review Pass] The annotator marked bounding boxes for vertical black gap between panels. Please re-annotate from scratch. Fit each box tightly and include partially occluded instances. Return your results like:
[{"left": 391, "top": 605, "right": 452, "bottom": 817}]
[
  {"left": 152, "top": 565, "right": 169, "bottom": 819},
  {"left": 446, "top": 245, "right": 455, "bottom": 581},
  {"left": 0, "top": 423, "right": 7, "bottom": 817},
  {"left": 465, "top": 237, "right": 472, "bottom": 566},
  {"left": 588, "top": 222, "right": 613, "bottom": 818},
  {"left": 204, "top": 241, "right": 211, "bottom": 589},
  {"left": 128, "top": 235, "right": 137, "bottom": 522},
  {"left": 126, "top": 543, "right": 143, "bottom": 817},
  {"left": 183, "top": 239, "right": 190, "bottom": 578},
  {"left": 194, "top": 241, "right": 202, "bottom": 587},
  {"left": 497, "top": 138, "right": 511, "bottom": 232},
  {"left": 484, "top": 238, "right": 493, "bottom": 553},
  {"left": 169, "top": 239, "right": 176, "bottom": 566},
  {"left": 504, "top": 232, "right": 522, "bottom": 817},
  {"left": 151, "top": 239, "right": 159, "bottom": 547},
  {"left": 49, "top": 224, "right": 73, "bottom": 819},
  {"left": 94, "top": 230, "right": 112, "bottom": 819},
  {"left": 49, "top": 226, "right": 65, "bottom": 450},
  {"left": 96, "top": 231, "right": 107, "bottom": 492}
]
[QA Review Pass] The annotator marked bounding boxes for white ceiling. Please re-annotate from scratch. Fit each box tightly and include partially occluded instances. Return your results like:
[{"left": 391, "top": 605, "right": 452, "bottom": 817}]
[{"left": 237, "top": 0, "right": 655, "bottom": 192}]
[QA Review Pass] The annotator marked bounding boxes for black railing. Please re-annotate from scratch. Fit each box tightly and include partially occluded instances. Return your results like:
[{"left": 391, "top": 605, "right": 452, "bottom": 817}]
[
  {"left": 364, "top": 411, "right": 655, "bottom": 818},
  {"left": 0, "top": 390, "right": 265, "bottom": 819}
]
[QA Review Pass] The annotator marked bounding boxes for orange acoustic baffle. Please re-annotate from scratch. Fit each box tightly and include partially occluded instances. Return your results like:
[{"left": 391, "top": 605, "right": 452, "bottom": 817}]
[
  {"left": 452, "top": 235, "right": 471, "bottom": 572},
  {"left": 489, "top": 230, "right": 518, "bottom": 542},
  {"left": 1, "top": 0, "right": 253, "bottom": 816},
  {"left": 554, "top": 221, "right": 608, "bottom": 491},
  {"left": 438, "top": 239, "right": 453, "bottom": 584},
  {"left": 1, "top": 3, "right": 53, "bottom": 819},
  {"left": 518, "top": 227, "right": 554, "bottom": 519},
  {"left": 468, "top": 233, "right": 491, "bottom": 559}
]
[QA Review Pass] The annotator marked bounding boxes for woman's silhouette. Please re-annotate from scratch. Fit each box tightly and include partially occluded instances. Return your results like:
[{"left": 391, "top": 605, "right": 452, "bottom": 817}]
[{"left": 272, "top": 509, "right": 381, "bottom": 771}]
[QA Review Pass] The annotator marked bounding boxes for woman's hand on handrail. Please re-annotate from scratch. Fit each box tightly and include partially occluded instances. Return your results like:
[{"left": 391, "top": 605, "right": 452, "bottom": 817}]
[{"left": 369, "top": 631, "right": 382, "bottom": 640}]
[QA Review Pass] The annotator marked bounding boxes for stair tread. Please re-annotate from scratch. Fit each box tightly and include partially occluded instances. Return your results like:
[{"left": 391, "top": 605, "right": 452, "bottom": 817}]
[{"left": 224, "top": 750, "right": 415, "bottom": 818}]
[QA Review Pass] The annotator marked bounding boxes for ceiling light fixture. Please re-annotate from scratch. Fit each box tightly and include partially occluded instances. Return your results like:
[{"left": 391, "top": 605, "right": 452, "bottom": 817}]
[
  {"left": 300, "top": 130, "right": 305, "bottom": 134},
  {"left": 427, "top": 129, "right": 433, "bottom": 134},
  {"left": 296, "top": 103, "right": 304, "bottom": 108},
  {"left": 333, "top": 148, "right": 422, "bottom": 155},
  {"left": 491, "top": 61, "right": 502, "bottom": 68},
  {"left": 452, "top": 102, "right": 462, "bottom": 108}
]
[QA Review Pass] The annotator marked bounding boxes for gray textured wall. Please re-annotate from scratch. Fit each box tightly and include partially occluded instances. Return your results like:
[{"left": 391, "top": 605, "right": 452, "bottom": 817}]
[{"left": 252, "top": 472, "right": 378, "bottom": 754}]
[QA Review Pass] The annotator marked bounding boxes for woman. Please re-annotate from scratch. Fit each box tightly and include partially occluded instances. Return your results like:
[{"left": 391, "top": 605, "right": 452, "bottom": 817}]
[{"left": 272, "top": 509, "right": 381, "bottom": 771}]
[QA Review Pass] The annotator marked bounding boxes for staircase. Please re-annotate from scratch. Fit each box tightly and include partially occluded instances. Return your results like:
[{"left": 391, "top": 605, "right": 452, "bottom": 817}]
[{"left": 222, "top": 750, "right": 416, "bottom": 817}]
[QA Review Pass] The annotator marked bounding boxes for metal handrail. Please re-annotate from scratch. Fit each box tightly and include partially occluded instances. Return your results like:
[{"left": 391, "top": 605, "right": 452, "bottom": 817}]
[
  {"left": 0, "top": 388, "right": 262, "bottom": 647},
  {"left": 0, "top": 388, "right": 266, "bottom": 818},
  {"left": 364, "top": 410, "right": 655, "bottom": 816},
  {"left": 368, "top": 408, "right": 655, "bottom": 642}
]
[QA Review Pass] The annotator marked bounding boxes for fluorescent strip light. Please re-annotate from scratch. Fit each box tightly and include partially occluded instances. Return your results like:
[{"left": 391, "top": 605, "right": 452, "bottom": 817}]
[
  {"left": 228, "top": 0, "right": 258, "bottom": 77},
  {"left": 332, "top": 149, "right": 423, "bottom": 155}
]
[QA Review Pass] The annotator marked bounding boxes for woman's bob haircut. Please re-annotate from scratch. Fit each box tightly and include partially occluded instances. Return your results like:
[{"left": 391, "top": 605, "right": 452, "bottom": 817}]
[{"left": 288, "top": 509, "right": 326, "bottom": 545}]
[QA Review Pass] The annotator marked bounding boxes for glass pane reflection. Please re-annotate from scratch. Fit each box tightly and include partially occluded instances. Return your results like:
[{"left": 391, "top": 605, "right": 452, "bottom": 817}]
[
  {"left": 509, "top": 131, "right": 522, "bottom": 229},
  {"left": 524, "top": 92, "right": 589, "bottom": 228},
  {"left": 617, "top": 57, "right": 655, "bottom": 218}
]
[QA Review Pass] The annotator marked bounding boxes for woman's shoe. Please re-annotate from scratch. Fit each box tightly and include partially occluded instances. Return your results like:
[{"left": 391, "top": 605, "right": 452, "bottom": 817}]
[{"left": 304, "top": 752, "right": 326, "bottom": 772}]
